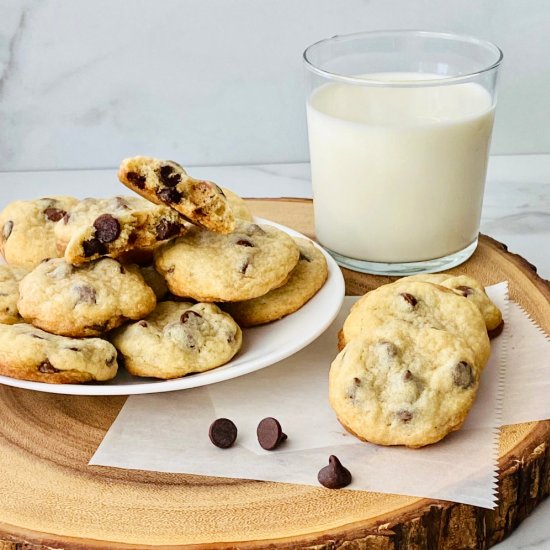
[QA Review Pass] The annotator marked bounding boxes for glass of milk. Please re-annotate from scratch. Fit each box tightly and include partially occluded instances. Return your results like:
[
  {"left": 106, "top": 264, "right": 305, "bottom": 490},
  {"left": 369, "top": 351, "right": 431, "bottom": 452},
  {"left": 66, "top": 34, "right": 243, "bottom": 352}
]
[{"left": 303, "top": 31, "right": 502, "bottom": 275}]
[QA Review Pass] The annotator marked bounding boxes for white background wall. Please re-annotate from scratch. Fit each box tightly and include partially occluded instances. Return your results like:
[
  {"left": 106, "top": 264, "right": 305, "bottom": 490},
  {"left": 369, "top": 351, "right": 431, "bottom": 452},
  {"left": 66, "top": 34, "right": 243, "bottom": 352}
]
[{"left": 0, "top": 0, "right": 548, "bottom": 171}]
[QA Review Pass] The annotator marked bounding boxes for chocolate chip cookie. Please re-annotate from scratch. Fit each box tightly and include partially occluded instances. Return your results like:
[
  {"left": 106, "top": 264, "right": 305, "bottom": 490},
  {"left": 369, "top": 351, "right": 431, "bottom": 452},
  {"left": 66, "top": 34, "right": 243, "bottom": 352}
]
[
  {"left": 341, "top": 281, "right": 491, "bottom": 369},
  {"left": 330, "top": 323, "right": 479, "bottom": 447},
  {"left": 0, "top": 265, "right": 28, "bottom": 324},
  {"left": 118, "top": 157, "right": 235, "bottom": 234},
  {"left": 18, "top": 258, "right": 156, "bottom": 337},
  {"left": 400, "top": 273, "right": 503, "bottom": 332},
  {"left": 0, "top": 323, "right": 118, "bottom": 383},
  {"left": 55, "top": 196, "right": 188, "bottom": 265},
  {"left": 111, "top": 301, "right": 242, "bottom": 379},
  {"left": 0, "top": 196, "right": 79, "bottom": 269},
  {"left": 222, "top": 237, "right": 327, "bottom": 326},
  {"left": 154, "top": 221, "right": 300, "bottom": 302}
]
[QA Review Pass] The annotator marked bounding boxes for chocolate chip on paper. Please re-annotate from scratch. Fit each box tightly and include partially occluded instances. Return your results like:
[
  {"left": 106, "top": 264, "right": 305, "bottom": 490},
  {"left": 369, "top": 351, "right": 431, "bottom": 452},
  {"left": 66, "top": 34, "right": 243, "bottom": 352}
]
[
  {"left": 257, "top": 417, "right": 287, "bottom": 450},
  {"left": 209, "top": 418, "right": 238, "bottom": 449},
  {"left": 317, "top": 455, "right": 352, "bottom": 489}
]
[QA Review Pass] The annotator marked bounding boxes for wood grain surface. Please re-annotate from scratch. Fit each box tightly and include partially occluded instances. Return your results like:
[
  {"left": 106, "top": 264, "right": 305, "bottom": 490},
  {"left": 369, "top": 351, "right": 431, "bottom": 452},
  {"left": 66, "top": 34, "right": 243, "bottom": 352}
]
[{"left": 0, "top": 199, "right": 548, "bottom": 549}]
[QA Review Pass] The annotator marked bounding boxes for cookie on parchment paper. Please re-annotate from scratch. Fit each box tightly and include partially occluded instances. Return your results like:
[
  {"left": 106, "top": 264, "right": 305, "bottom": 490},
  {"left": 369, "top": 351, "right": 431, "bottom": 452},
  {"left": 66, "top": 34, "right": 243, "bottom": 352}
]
[
  {"left": 400, "top": 273, "right": 503, "bottom": 333},
  {"left": 341, "top": 280, "right": 490, "bottom": 369},
  {"left": 330, "top": 323, "right": 479, "bottom": 448}
]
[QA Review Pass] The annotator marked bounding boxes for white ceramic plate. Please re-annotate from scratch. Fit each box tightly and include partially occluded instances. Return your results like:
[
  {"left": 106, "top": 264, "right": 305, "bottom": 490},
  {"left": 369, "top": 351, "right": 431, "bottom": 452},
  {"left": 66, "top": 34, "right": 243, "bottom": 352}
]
[{"left": 0, "top": 218, "right": 345, "bottom": 396}]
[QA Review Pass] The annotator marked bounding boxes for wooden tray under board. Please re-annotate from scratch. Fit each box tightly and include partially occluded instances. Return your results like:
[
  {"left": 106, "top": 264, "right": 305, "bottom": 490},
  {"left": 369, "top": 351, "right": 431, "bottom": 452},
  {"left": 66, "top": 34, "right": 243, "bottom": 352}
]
[{"left": 0, "top": 198, "right": 548, "bottom": 549}]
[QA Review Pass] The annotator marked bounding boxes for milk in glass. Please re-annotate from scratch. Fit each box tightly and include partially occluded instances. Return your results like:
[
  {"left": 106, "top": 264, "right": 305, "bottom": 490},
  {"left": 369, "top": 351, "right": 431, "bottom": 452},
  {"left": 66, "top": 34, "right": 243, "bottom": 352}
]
[{"left": 307, "top": 73, "right": 494, "bottom": 262}]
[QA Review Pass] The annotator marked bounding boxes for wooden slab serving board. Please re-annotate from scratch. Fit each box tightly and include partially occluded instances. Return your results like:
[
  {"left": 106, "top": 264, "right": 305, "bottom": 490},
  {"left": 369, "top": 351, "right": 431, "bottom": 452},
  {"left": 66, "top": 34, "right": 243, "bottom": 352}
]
[{"left": 0, "top": 198, "right": 549, "bottom": 550}]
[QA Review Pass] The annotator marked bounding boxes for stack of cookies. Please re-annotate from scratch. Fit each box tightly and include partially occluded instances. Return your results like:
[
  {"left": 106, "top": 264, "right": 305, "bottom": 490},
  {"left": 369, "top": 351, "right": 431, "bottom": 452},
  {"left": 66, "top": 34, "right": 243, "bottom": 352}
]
[
  {"left": 0, "top": 156, "right": 327, "bottom": 384},
  {"left": 329, "top": 275, "right": 503, "bottom": 447}
]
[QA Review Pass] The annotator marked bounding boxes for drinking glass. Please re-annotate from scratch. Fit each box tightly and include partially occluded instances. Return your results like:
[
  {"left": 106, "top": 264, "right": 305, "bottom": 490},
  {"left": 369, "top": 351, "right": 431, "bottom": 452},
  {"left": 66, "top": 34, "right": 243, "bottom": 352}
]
[{"left": 303, "top": 31, "right": 502, "bottom": 275}]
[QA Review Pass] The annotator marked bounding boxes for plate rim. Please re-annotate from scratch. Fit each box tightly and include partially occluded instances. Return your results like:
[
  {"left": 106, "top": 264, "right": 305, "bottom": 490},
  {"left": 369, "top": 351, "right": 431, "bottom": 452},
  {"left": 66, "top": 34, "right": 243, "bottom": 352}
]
[{"left": 0, "top": 217, "right": 344, "bottom": 396}]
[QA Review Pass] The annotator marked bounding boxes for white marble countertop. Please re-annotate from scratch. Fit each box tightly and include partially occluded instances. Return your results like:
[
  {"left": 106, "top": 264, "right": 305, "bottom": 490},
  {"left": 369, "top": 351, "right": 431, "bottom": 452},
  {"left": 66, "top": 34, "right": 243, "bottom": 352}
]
[{"left": 0, "top": 153, "right": 548, "bottom": 548}]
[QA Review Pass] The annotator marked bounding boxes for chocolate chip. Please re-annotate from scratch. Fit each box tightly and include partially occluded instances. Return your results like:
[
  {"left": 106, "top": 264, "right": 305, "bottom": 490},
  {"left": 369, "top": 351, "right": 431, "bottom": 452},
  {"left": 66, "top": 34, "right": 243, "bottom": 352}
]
[
  {"left": 2, "top": 221, "right": 13, "bottom": 241},
  {"left": 397, "top": 409, "right": 413, "bottom": 422},
  {"left": 127, "top": 171, "right": 146, "bottom": 189},
  {"left": 75, "top": 285, "right": 97, "bottom": 304},
  {"left": 107, "top": 355, "right": 117, "bottom": 366},
  {"left": 31, "top": 334, "right": 46, "bottom": 340},
  {"left": 209, "top": 418, "right": 238, "bottom": 448},
  {"left": 89, "top": 322, "right": 107, "bottom": 332},
  {"left": 115, "top": 197, "right": 129, "bottom": 209},
  {"left": 68, "top": 347, "right": 79, "bottom": 352},
  {"left": 404, "top": 370, "right": 413, "bottom": 381},
  {"left": 181, "top": 310, "right": 202, "bottom": 324},
  {"left": 157, "top": 187, "right": 183, "bottom": 204},
  {"left": 299, "top": 252, "right": 311, "bottom": 262},
  {"left": 38, "top": 360, "right": 59, "bottom": 374},
  {"left": 400, "top": 293, "right": 418, "bottom": 307},
  {"left": 138, "top": 320, "right": 148, "bottom": 328},
  {"left": 156, "top": 219, "right": 181, "bottom": 241},
  {"left": 159, "top": 165, "right": 182, "bottom": 187},
  {"left": 346, "top": 377, "right": 361, "bottom": 400},
  {"left": 62, "top": 212, "right": 70, "bottom": 224},
  {"left": 246, "top": 224, "right": 265, "bottom": 236},
  {"left": 185, "top": 333, "right": 196, "bottom": 349},
  {"left": 488, "top": 320, "right": 505, "bottom": 339},
  {"left": 44, "top": 208, "right": 66, "bottom": 222},
  {"left": 378, "top": 340, "right": 398, "bottom": 357},
  {"left": 82, "top": 238, "right": 106, "bottom": 257},
  {"left": 456, "top": 285, "right": 474, "bottom": 297},
  {"left": 318, "top": 455, "right": 352, "bottom": 489},
  {"left": 239, "top": 259, "right": 250, "bottom": 275},
  {"left": 453, "top": 361, "right": 474, "bottom": 389},
  {"left": 236, "top": 239, "right": 254, "bottom": 247},
  {"left": 257, "top": 417, "right": 287, "bottom": 450},
  {"left": 93, "top": 214, "right": 120, "bottom": 243}
]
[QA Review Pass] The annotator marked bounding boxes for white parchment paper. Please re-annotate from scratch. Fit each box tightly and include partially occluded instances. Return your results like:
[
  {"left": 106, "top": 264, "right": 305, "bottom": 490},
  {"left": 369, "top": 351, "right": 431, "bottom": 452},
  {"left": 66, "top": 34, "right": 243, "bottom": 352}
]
[
  {"left": 90, "top": 283, "right": 510, "bottom": 509},
  {"left": 500, "top": 301, "right": 550, "bottom": 425}
]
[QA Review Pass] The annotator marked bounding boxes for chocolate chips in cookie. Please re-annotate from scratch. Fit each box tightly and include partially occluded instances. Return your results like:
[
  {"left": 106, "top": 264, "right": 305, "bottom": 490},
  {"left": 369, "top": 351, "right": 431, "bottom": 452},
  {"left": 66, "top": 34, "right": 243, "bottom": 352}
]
[
  {"left": 330, "top": 324, "right": 481, "bottom": 447},
  {"left": 0, "top": 323, "right": 118, "bottom": 384},
  {"left": 155, "top": 220, "right": 300, "bottom": 303},
  {"left": 110, "top": 302, "right": 242, "bottom": 379},
  {"left": 118, "top": 156, "right": 235, "bottom": 233},
  {"left": 0, "top": 196, "right": 79, "bottom": 269},
  {"left": 18, "top": 257, "right": 156, "bottom": 337},
  {"left": 55, "top": 196, "right": 188, "bottom": 265}
]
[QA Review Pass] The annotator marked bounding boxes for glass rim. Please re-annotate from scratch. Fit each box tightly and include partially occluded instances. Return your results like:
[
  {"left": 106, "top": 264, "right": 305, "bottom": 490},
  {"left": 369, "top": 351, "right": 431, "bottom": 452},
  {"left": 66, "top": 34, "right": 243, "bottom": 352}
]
[{"left": 303, "top": 30, "right": 503, "bottom": 87}]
